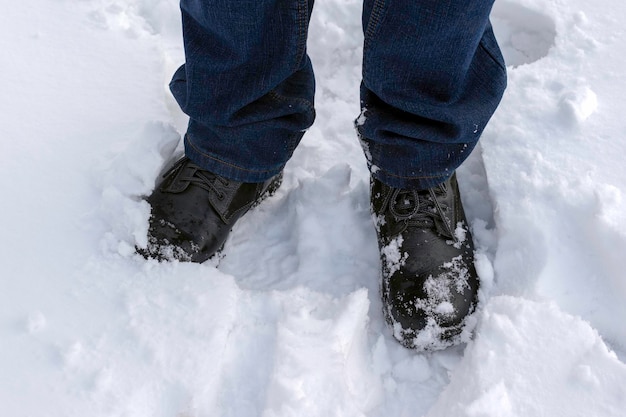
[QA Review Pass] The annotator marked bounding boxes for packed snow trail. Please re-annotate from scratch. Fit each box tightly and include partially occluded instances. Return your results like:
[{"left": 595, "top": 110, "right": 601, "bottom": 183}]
[{"left": 1, "top": 0, "right": 626, "bottom": 416}]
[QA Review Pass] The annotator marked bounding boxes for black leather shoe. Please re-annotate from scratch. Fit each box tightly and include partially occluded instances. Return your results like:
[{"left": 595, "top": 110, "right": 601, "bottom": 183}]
[
  {"left": 371, "top": 173, "right": 479, "bottom": 350},
  {"left": 138, "top": 157, "right": 282, "bottom": 263}
]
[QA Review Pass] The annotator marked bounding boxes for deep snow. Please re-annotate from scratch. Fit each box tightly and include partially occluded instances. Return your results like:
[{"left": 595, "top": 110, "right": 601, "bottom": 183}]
[{"left": 2, "top": 0, "right": 626, "bottom": 416}]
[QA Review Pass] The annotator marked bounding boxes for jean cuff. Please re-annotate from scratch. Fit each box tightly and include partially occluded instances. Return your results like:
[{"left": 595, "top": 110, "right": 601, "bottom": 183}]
[{"left": 184, "top": 135, "right": 284, "bottom": 183}]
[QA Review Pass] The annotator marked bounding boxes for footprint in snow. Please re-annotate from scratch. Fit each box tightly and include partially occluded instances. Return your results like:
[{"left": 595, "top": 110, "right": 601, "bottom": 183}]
[{"left": 491, "top": 0, "right": 557, "bottom": 67}]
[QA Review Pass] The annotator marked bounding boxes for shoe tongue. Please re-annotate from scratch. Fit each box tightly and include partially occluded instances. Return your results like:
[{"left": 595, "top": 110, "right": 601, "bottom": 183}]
[
  {"left": 390, "top": 188, "right": 454, "bottom": 236},
  {"left": 391, "top": 190, "right": 419, "bottom": 217},
  {"left": 161, "top": 161, "right": 194, "bottom": 193}
]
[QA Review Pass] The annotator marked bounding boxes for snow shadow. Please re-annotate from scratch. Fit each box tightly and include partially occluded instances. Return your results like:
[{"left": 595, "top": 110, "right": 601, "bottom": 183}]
[{"left": 492, "top": 0, "right": 557, "bottom": 67}]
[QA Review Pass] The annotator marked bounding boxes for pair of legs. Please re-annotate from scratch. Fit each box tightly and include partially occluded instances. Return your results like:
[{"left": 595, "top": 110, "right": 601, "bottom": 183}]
[
  {"left": 170, "top": 0, "right": 506, "bottom": 189},
  {"left": 142, "top": 0, "right": 507, "bottom": 350}
]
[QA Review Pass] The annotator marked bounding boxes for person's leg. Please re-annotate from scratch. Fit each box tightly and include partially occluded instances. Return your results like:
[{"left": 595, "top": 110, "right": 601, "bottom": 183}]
[
  {"left": 139, "top": 0, "right": 316, "bottom": 262},
  {"left": 359, "top": 0, "right": 506, "bottom": 350},
  {"left": 358, "top": 0, "right": 506, "bottom": 190},
  {"left": 171, "top": 0, "right": 316, "bottom": 183}
]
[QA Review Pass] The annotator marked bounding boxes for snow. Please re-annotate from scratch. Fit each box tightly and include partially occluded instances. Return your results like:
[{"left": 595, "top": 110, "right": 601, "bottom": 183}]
[
  {"left": 2, "top": 0, "right": 626, "bottom": 416},
  {"left": 381, "top": 236, "right": 408, "bottom": 276}
]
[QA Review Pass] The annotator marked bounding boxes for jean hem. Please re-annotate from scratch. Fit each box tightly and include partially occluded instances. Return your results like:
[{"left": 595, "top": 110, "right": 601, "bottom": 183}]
[
  {"left": 371, "top": 168, "right": 452, "bottom": 190},
  {"left": 184, "top": 135, "right": 284, "bottom": 183}
]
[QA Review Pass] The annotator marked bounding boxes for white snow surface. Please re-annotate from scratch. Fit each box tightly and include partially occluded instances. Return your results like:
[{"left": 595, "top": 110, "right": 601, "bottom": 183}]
[{"left": 2, "top": 0, "right": 626, "bottom": 416}]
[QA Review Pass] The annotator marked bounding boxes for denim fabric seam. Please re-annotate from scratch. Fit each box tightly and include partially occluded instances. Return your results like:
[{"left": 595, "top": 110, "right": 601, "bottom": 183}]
[
  {"left": 363, "top": 0, "right": 386, "bottom": 61},
  {"left": 294, "top": 0, "right": 309, "bottom": 72},
  {"left": 185, "top": 135, "right": 280, "bottom": 175},
  {"left": 479, "top": 39, "right": 507, "bottom": 72}
]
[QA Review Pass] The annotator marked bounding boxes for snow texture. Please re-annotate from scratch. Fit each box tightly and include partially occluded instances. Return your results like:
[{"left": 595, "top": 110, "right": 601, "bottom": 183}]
[
  {"left": 381, "top": 236, "right": 408, "bottom": 276},
  {"left": 2, "top": 0, "right": 626, "bottom": 416}
]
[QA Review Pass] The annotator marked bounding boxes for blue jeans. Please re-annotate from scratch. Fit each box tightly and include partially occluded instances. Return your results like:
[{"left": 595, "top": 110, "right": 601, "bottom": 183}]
[{"left": 170, "top": 0, "right": 506, "bottom": 189}]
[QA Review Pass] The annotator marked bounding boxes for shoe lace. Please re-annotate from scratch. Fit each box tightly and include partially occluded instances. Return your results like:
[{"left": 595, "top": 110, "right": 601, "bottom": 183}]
[
  {"left": 163, "top": 158, "right": 230, "bottom": 200},
  {"left": 389, "top": 185, "right": 457, "bottom": 241}
]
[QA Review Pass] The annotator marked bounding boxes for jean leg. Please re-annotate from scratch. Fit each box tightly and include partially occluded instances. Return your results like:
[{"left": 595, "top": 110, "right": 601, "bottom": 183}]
[
  {"left": 171, "top": 0, "right": 316, "bottom": 182},
  {"left": 357, "top": 0, "right": 507, "bottom": 189}
]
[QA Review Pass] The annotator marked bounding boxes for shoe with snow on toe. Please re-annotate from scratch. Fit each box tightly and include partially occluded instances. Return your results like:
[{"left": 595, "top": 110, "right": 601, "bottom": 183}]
[
  {"left": 137, "top": 156, "right": 282, "bottom": 263},
  {"left": 371, "top": 173, "right": 479, "bottom": 351}
]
